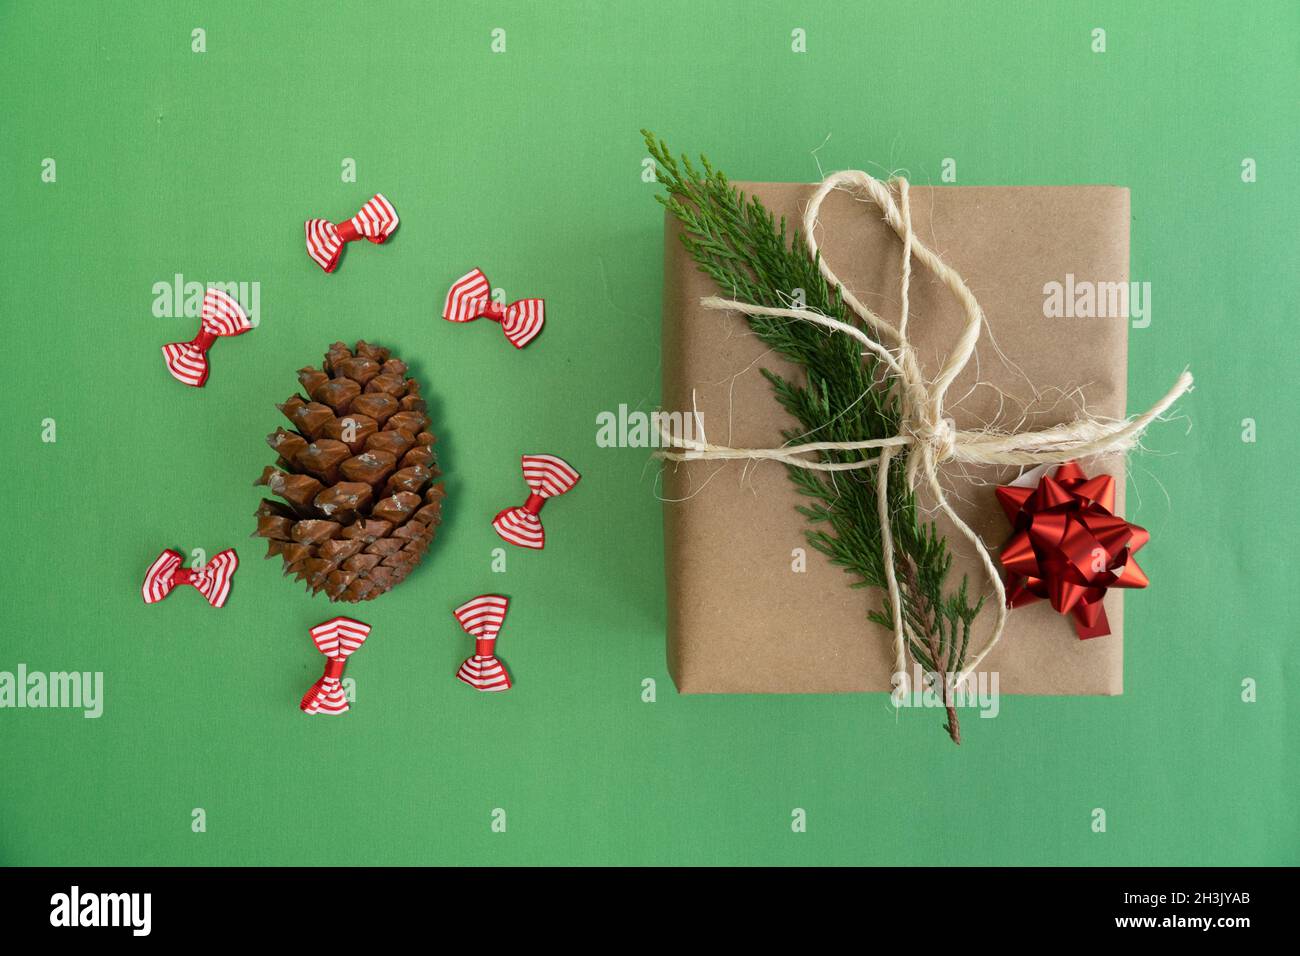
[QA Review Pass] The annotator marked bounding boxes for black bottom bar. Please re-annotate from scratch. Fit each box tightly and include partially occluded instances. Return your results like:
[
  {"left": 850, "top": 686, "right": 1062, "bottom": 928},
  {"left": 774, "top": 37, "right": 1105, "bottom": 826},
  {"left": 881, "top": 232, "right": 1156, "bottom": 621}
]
[{"left": 0, "top": 867, "right": 1274, "bottom": 940}]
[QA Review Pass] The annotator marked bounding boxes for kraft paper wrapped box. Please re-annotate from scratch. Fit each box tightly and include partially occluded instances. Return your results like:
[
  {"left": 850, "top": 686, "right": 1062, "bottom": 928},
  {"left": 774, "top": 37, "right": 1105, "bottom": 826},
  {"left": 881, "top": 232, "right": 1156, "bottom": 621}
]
[{"left": 661, "top": 182, "right": 1131, "bottom": 695}]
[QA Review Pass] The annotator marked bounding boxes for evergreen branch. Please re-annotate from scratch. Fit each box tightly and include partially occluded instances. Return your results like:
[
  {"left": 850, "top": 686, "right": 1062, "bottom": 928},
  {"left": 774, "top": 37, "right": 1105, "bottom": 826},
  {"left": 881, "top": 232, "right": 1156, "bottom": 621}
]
[{"left": 646, "top": 131, "right": 982, "bottom": 744}]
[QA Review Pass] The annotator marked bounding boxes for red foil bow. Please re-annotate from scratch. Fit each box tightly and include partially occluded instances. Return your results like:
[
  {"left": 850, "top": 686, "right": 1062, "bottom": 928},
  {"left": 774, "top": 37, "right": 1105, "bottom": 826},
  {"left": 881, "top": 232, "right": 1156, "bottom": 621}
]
[{"left": 996, "top": 461, "right": 1149, "bottom": 639}]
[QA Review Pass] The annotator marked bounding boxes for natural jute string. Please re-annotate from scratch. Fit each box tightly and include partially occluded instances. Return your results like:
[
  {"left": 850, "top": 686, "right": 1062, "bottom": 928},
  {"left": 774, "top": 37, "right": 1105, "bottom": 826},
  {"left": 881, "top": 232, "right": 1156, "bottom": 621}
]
[{"left": 659, "top": 170, "right": 1193, "bottom": 699}]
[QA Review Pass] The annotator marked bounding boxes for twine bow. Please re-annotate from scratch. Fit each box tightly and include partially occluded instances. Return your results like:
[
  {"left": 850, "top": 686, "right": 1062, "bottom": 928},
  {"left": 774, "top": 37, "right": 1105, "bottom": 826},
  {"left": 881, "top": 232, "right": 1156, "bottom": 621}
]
[{"left": 659, "top": 171, "right": 1193, "bottom": 699}]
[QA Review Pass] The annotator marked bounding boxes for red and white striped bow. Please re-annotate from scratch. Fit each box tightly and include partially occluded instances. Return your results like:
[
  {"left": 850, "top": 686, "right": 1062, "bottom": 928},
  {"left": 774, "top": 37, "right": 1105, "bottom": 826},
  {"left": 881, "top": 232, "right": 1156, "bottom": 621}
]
[
  {"left": 161, "top": 288, "right": 253, "bottom": 387},
  {"left": 453, "top": 595, "right": 511, "bottom": 692},
  {"left": 305, "top": 194, "right": 399, "bottom": 273},
  {"left": 142, "top": 548, "right": 239, "bottom": 607},
  {"left": 301, "top": 616, "right": 371, "bottom": 715},
  {"left": 442, "top": 268, "right": 544, "bottom": 349},
  {"left": 492, "top": 454, "right": 581, "bottom": 550}
]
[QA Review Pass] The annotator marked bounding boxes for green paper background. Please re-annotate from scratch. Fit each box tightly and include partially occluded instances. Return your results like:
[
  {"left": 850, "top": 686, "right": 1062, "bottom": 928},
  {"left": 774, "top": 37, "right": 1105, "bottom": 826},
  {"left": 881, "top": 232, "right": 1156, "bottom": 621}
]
[{"left": 1, "top": 1, "right": 1295, "bottom": 866}]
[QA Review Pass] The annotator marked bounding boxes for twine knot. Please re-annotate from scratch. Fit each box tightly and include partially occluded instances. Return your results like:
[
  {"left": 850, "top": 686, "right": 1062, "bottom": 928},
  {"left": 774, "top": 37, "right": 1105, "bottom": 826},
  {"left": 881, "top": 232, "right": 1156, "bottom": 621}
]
[{"left": 909, "top": 415, "right": 957, "bottom": 463}]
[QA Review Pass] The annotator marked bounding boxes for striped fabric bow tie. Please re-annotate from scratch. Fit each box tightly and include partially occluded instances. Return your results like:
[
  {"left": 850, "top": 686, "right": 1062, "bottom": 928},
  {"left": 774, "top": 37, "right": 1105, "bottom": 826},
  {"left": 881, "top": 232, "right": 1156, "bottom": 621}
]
[
  {"left": 492, "top": 454, "right": 581, "bottom": 550},
  {"left": 442, "top": 268, "right": 544, "bottom": 349},
  {"left": 301, "top": 616, "right": 371, "bottom": 715},
  {"left": 305, "top": 194, "right": 399, "bottom": 273},
  {"left": 161, "top": 288, "right": 253, "bottom": 387},
  {"left": 453, "top": 595, "right": 511, "bottom": 692},
  {"left": 141, "top": 548, "right": 239, "bottom": 607}
]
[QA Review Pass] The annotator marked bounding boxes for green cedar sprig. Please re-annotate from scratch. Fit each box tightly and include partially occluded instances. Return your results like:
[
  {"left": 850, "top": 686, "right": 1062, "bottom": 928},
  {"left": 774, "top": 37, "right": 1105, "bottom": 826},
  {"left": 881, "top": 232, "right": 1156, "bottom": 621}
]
[{"left": 645, "top": 131, "right": 982, "bottom": 743}]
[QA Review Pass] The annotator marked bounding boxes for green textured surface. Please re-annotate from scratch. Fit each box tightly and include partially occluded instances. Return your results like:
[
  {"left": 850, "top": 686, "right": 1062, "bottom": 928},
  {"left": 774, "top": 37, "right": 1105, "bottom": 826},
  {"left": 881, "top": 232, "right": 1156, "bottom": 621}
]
[{"left": 0, "top": 1, "right": 1295, "bottom": 866}]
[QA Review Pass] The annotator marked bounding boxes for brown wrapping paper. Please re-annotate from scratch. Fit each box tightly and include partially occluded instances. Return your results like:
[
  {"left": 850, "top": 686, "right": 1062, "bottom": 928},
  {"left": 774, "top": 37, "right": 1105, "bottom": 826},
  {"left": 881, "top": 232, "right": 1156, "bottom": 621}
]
[{"left": 662, "top": 182, "right": 1130, "bottom": 695}]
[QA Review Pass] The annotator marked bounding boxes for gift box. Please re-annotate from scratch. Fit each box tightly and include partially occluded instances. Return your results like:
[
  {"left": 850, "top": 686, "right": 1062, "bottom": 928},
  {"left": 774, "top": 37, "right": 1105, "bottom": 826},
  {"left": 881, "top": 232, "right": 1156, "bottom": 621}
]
[{"left": 661, "top": 182, "right": 1132, "bottom": 695}]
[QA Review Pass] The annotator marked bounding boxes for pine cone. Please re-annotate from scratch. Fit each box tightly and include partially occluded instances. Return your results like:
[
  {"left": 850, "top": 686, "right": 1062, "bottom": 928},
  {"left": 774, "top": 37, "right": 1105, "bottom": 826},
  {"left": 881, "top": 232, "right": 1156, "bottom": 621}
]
[{"left": 253, "top": 340, "right": 444, "bottom": 602}]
